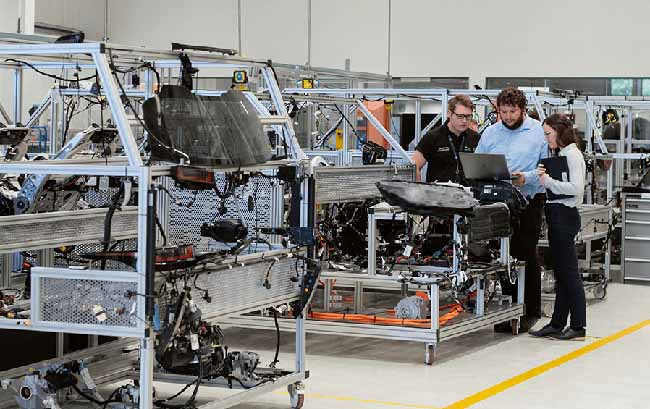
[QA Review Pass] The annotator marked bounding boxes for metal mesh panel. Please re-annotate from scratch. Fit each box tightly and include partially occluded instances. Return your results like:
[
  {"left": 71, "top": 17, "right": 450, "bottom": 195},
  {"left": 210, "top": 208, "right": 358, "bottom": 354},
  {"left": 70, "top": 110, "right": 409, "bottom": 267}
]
[
  {"left": 167, "top": 174, "right": 280, "bottom": 252},
  {"left": 37, "top": 277, "right": 138, "bottom": 328},
  {"left": 85, "top": 187, "right": 121, "bottom": 206},
  {"left": 314, "top": 165, "right": 415, "bottom": 203},
  {"left": 194, "top": 256, "right": 301, "bottom": 319}
]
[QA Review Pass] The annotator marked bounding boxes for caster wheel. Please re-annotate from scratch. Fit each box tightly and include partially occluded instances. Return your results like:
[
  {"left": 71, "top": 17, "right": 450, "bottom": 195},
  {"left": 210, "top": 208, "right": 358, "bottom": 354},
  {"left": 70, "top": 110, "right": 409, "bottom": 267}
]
[
  {"left": 289, "top": 383, "right": 305, "bottom": 409},
  {"left": 291, "top": 394, "right": 305, "bottom": 409},
  {"left": 594, "top": 284, "right": 606, "bottom": 299}
]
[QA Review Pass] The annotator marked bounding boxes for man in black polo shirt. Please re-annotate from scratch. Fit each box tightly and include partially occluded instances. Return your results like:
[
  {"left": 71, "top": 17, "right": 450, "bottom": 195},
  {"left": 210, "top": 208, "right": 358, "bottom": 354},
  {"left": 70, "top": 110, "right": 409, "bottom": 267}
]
[{"left": 414, "top": 95, "right": 480, "bottom": 184}]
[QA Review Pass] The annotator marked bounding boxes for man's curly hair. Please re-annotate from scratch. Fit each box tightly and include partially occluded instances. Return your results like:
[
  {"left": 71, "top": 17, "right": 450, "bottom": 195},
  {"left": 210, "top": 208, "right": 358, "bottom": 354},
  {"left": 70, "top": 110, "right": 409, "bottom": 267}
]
[{"left": 496, "top": 87, "right": 527, "bottom": 110}]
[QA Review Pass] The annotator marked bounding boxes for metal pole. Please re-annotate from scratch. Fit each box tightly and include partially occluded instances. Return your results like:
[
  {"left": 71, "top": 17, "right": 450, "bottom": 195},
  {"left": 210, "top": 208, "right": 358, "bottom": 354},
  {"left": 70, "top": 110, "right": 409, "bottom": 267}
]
[
  {"left": 441, "top": 90, "right": 448, "bottom": 123},
  {"left": 387, "top": 0, "right": 392, "bottom": 76},
  {"left": 56, "top": 333, "right": 64, "bottom": 358},
  {"left": 137, "top": 166, "right": 153, "bottom": 409},
  {"left": 13, "top": 68, "right": 23, "bottom": 124},
  {"left": 49, "top": 89, "right": 59, "bottom": 154},
  {"left": 103, "top": 0, "right": 109, "bottom": 42},
  {"left": 367, "top": 211, "right": 377, "bottom": 275},
  {"left": 626, "top": 109, "right": 633, "bottom": 180},
  {"left": 307, "top": 0, "right": 312, "bottom": 68},
  {"left": 617, "top": 110, "right": 625, "bottom": 190},
  {"left": 585, "top": 105, "right": 594, "bottom": 205},
  {"left": 295, "top": 314, "right": 306, "bottom": 373},
  {"left": 452, "top": 215, "right": 461, "bottom": 274},
  {"left": 19, "top": 0, "right": 35, "bottom": 35},
  {"left": 139, "top": 338, "right": 155, "bottom": 409},
  {"left": 342, "top": 90, "right": 351, "bottom": 165},
  {"left": 414, "top": 99, "right": 421, "bottom": 149},
  {"left": 517, "top": 265, "right": 525, "bottom": 307},
  {"left": 237, "top": 0, "right": 243, "bottom": 55},
  {"left": 476, "top": 275, "right": 484, "bottom": 317},
  {"left": 430, "top": 282, "right": 439, "bottom": 337}
]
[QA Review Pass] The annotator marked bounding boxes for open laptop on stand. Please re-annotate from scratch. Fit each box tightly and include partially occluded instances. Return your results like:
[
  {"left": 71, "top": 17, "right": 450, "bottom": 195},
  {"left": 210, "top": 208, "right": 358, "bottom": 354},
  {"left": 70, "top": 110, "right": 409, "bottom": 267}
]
[
  {"left": 459, "top": 152, "right": 527, "bottom": 210},
  {"left": 459, "top": 153, "right": 515, "bottom": 181}
]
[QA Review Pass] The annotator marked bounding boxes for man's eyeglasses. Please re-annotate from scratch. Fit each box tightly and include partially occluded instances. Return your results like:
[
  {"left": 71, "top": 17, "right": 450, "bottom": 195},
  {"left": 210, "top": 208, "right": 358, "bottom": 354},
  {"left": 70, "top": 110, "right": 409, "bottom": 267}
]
[{"left": 452, "top": 112, "right": 473, "bottom": 121}]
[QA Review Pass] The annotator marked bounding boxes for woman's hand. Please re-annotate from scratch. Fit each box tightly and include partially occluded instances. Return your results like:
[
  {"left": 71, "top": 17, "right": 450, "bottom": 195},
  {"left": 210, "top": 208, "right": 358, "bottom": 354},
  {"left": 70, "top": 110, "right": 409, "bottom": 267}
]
[{"left": 536, "top": 164, "right": 549, "bottom": 186}]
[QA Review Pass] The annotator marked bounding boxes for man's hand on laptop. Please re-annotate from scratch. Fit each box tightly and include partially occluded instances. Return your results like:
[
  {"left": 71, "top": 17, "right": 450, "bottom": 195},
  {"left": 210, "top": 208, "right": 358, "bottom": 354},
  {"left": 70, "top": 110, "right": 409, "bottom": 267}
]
[{"left": 512, "top": 172, "right": 525, "bottom": 186}]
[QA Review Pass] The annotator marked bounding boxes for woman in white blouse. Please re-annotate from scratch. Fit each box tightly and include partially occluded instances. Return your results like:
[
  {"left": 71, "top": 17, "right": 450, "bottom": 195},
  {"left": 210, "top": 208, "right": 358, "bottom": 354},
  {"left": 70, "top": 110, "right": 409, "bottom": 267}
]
[{"left": 530, "top": 113, "right": 587, "bottom": 341}]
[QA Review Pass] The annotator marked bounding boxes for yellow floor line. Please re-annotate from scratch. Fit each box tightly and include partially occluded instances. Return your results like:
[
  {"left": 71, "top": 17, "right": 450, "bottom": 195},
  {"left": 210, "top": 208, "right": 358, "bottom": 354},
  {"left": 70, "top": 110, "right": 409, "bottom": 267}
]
[
  {"left": 443, "top": 319, "right": 650, "bottom": 409},
  {"left": 275, "top": 391, "right": 440, "bottom": 409}
]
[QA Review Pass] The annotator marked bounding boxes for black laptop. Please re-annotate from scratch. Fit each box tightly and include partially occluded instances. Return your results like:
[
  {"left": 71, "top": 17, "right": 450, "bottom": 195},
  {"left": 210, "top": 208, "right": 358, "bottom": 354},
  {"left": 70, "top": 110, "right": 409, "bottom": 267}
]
[{"left": 459, "top": 153, "right": 513, "bottom": 181}]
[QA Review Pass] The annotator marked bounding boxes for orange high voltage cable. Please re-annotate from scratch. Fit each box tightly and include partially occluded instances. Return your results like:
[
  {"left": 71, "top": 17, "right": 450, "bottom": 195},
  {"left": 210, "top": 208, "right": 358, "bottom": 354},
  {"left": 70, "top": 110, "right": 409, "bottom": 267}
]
[{"left": 309, "top": 303, "right": 463, "bottom": 328}]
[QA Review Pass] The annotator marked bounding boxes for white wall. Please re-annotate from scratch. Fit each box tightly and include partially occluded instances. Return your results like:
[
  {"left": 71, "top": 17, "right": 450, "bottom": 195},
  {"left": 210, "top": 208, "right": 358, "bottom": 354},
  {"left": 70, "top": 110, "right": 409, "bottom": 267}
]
[
  {"left": 0, "top": 0, "right": 20, "bottom": 33},
  {"left": 105, "top": 0, "right": 238, "bottom": 51},
  {"left": 35, "top": 0, "right": 106, "bottom": 40},
  {"left": 26, "top": 0, "right": 650, "bottom": 82},
  {"left": 311, "top": 0, "right": 389, "bottom": 73},
  {"left": 391, "top": 0, "right": 650, "bottom": 84}
]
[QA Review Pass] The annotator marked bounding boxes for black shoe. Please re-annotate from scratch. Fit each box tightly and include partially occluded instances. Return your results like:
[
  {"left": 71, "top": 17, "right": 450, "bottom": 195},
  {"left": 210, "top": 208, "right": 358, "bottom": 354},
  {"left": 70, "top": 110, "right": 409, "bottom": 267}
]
[
  {"left": 550, "top": 327, "right": 586, "bottom": 341},
  {"left": 530, "top": 324, "right": 563, "bottom": 338}
]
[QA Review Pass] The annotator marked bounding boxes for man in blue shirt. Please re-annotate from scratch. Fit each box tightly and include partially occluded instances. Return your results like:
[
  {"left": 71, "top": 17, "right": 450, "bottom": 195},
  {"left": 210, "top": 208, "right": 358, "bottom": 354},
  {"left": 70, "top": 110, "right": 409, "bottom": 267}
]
[{"left": 476, "top": 87, "right": 548, "bottom": 333}]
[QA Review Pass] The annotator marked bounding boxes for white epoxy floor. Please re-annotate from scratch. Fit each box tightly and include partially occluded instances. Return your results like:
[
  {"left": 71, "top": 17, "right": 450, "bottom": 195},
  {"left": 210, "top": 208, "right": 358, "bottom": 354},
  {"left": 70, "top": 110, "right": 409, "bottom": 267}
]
[{"left": 137, "top": 283, "right": 650, "bottom": 409}]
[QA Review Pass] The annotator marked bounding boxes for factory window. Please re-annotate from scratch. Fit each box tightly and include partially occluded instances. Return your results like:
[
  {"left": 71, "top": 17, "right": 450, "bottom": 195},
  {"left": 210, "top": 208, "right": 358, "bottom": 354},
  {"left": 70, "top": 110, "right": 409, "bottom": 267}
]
[
  {"left": 642, "top": 79, "right": 650, "bottom": 96},
  {"left": 486, "top": 78, "right": 607, "bottom": 96},
  {"left": 391, "top": 77, "right": 470, "bottom": 89},
  {"left": 610, "top": 79, "right": 634, "bottom": 96}
]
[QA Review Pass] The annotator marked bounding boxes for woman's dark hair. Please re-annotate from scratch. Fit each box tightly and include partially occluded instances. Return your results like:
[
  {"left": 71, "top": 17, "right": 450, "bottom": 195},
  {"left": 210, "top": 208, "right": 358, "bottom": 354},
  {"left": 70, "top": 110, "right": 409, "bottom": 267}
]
[{"left": 543, "top": 113, "right": 579, "bottom": 148}]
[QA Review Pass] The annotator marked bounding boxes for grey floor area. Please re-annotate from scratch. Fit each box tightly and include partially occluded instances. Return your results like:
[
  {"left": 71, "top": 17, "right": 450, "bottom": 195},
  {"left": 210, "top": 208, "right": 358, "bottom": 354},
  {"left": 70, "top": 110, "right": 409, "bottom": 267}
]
[{"left": 134, "top": 283, "right": 650, "bottom": 409}]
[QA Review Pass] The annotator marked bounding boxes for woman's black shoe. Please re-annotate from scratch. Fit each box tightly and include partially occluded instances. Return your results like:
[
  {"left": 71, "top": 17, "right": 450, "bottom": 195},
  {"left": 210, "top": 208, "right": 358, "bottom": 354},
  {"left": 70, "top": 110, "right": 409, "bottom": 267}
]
[
  {"left": 550, "top": 327, "right": 586, "bottom": 341},
  {"left": 529, "top": 324, "right": 563, "bottom": 338}
]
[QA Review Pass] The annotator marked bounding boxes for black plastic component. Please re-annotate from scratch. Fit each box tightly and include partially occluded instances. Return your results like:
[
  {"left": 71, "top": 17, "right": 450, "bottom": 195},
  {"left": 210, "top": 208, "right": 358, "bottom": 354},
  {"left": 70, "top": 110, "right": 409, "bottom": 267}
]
[
  {"left": 467, "top": 204, "right": 511, "bottom": 241},
  {"left": 0, "top": 126, "right": 29, "bottom": 145},
  {"left": 469, "top": 180, "right": 528, "bottom": 215},
  {"left": 179, "top": 53, "right": 199, "bottom": 91},
  {"left": 277, "top": 165, "right": 297, "bottom": 182},
  {"left": 54, "top": 32, "right": 85, "bottom": 44},
  {"left": 88, "top": 127, "right": 118, "bottom": 144},
  {"left": 172, "top": 42, "right": 238, "bottom": 56},
  {"left": 362, "top": 141, "right": 387, "bottom": 165},
  {"left": 201, "top": 219, "right": 248, "bottom": 243},
  {"left": 291, "top": 259, "right": 321, "bottom": 318}
]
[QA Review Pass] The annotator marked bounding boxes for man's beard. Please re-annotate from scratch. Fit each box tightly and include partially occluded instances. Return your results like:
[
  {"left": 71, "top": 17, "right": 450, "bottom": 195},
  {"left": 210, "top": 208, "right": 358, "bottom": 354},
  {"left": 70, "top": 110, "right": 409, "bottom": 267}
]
[{"left": 503, "top": 114, "right": 525, "bottom": 130}]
